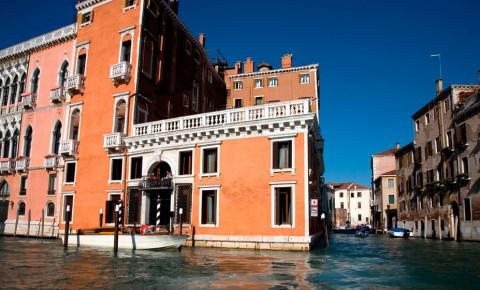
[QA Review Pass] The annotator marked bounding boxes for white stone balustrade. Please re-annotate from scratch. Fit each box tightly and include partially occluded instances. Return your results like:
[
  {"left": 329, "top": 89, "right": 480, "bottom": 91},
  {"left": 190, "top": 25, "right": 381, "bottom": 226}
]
[
  {"left": 50, "top": 87, "right": 65, "bottom": 103},
  {"left": 133, "top": 99, "right": 311, "bottom": 137},
  {"left": 59, "top": 139, "right": 78, "bottom": 156},
  {"left": 109, "top": 61, "right": 131, "bottom": 84},
  {"left": 65, "top": 75, "right": 84, "bottom": 94},
  {"left": 44, "top": 155, "right": 58, "bottom": 169},
  {"left": 103, "top": 132, "right": 125, "bottom": 150},
  {"left": 22, "top": 94, "right": 36, "bottom": 109},
  {"left": 15, "top": 157, "right": 29, "bottom": 171},
  {"left": 0, "top": 159, "right": 14, "bottom": 172}
]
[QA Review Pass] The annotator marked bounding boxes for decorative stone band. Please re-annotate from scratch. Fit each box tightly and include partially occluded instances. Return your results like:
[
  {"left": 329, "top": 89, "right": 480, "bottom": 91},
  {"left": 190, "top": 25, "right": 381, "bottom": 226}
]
[
  {"left": 229, "top": 64, "right": 319, "bottom": 79},
  {"left": 0, "top": 24, "right": 76, "bottom": 61}
]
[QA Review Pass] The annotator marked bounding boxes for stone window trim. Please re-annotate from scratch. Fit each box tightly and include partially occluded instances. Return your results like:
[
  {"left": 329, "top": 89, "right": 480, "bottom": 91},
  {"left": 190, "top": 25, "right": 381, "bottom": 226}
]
[
  {"left": 198, "top": 185, "right": 220, "bottom": 228},
  {"left": 109, "top": 157, "right": 125, "bottom": 184},
  {"left": 200, "top": 143, "right": 220, "bottom": 178},
  {"left": 61, "top": 192, "right": 75, "bottom": 224},
  {"left": 270, "top": 181, "right": 296, "bottom": 229},
  {"left": 64, "top": 161, "right": 77, "bottom": 185},
  {"left": 270, "top": 135, "right": 296, "bottom": 175}
]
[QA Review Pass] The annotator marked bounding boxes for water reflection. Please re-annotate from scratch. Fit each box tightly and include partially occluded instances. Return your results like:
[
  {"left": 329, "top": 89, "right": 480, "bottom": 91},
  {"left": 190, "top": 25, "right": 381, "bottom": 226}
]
[{"left": 1, "top": 235, "right": 480, "bottom": 289}]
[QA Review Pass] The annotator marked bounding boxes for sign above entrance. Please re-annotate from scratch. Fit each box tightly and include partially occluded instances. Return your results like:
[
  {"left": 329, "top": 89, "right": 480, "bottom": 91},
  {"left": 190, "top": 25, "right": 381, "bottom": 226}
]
[{"left": 140, "top": 176, "right": 172, "bottom": 190}]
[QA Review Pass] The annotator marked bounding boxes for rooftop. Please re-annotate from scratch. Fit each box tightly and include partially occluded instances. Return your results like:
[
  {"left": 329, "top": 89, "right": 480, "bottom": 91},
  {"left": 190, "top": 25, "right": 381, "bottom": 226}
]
[
  {"left": 372, "top": 147, "right": 397, "bottom": 156},
  {"left": 328, "top": 182, "right": 370, "bottom": 190}
]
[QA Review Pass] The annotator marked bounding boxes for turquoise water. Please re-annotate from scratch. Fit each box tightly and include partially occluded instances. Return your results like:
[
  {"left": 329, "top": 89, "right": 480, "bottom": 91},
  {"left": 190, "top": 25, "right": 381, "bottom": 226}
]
[{"left": 0, "top": 234, "right": 479, "bottom": 289}]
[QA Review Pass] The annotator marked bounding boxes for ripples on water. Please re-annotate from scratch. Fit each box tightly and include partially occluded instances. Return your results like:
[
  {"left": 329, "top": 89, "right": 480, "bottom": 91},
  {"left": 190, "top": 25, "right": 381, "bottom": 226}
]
[{"left": 0, "top": 234, "right": 479, "bottom": 289}]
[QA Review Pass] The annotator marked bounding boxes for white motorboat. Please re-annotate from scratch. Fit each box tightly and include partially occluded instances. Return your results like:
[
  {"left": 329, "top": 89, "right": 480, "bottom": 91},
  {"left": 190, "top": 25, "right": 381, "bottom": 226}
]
[{"left": 388, "top": 227, "right": 414, "bottom": 238}]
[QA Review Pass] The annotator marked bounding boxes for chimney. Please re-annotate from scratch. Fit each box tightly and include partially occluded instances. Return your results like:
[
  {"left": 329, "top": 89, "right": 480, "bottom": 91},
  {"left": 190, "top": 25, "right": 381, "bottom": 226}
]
[
  {"left": 199, "top": 33, "right": 206, "bottom": 48},
  {"left": 281, "top": 54, "right": 293, "bottom": 69},
  {"left": 244, "top": 57, "right": 254, "bottom": 73},
  {"left": 169, "top": 0, "right": 179, "bottom": 15},
  {"left": 234, "top": 61, "right": 242, "bottom": 74},
  {"left": 435, "top": 79, "right": 443, "bottom": 96}
]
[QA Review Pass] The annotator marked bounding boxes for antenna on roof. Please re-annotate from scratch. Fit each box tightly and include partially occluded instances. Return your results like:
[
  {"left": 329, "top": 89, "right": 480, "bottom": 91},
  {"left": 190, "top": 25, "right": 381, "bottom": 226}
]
[{"left": 430, "top": 53, "right": 442, "bottom": 79}]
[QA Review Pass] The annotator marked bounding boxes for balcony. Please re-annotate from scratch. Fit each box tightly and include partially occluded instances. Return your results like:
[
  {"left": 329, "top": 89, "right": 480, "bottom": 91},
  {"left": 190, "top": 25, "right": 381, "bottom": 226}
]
[
  {"left": 59, "top": 140, "right": 78, "bottom": 156},
  {"left": 104, "top": 132, "right": 125, "bottom": 150},
  {"left": 22, "top": 93, "right": 36, "bottom": 109},
  {"left": 65, "top": 75, "right": 85, "bottom": 95},
  {"left": 50, "top": 87, "right": 65, "bottom": 103},
  {"left": 44, "top": 155, "right": 59, "bottom": 169},
  {"left": 15, "top": 157, "right": 29, "bottom": 172},
  {"left": 109, "top": 61, "right": 131, "bottom": 85},
  {"left": 0, "top": 158, "right": 14, "bottom": 173}
]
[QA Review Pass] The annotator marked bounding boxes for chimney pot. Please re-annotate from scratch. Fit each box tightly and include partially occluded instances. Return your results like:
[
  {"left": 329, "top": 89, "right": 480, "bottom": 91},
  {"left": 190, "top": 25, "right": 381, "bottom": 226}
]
[
  {"left": 436, "top": 79, "right": 443, "bottom": 96},
  {"left": 281, "top": 54, "right": 293, "bottom": 69},
  {"left": 244, "top": 57, "right": 254, "bottom": 73},
  {"left": 199, "top": 33, "right": 206, "bottom": 48}
]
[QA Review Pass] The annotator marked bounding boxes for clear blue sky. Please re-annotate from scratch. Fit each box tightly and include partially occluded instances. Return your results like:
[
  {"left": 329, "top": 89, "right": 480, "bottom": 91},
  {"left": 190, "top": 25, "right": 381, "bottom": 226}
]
[{"left": 1, "top": 0, "right": 479, "bottom": 186}]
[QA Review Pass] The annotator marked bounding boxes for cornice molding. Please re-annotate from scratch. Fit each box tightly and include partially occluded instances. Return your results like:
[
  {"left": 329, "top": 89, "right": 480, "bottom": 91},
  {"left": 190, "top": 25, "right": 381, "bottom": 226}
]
[
  {"left": 0, "top": 24, "right": 77, "bottom": 61},
  {"left": 76, "top": 0, "right": 109, "bottom": 10},
  {"left": 229, "top": 64, "right": 319, "bottom": 79}
]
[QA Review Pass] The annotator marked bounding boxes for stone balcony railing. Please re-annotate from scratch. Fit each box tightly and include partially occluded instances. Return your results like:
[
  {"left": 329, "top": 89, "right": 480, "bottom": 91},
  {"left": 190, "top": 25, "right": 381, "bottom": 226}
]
[
  {"left": 109, "top": 61, "right": 131, "bottom": 85},
  {"left": 132, "top": 99, "right": 311, "bottom": 137},
  {"left": 65, "top": 75, "right": 85, "bottom": 95},
  {"left": 44, "top": 155, "right": 58, "bottom": 169},
  {"left": 59, "top": 140, "right": 78, "bottom": 156},
  {"left": 104, "top": 132, "right": 125, "bottom": 150},
  {"left": 0, "top": 158, "right": 14, "bottom": 173},
  {"left": 15, "top": 157, "right": 29, "bottom": 171},
  {"left": 50, "top": 87, "right": 65, "bottom": 103},
  {"left": 22, "top": 93, "right": 36, "bottom": 109}
]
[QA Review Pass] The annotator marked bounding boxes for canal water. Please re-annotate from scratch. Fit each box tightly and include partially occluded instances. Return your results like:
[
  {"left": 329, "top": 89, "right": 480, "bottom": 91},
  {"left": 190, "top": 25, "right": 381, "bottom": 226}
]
[{"left": 0, "top": 234, "right": 479, "bottom": 289}]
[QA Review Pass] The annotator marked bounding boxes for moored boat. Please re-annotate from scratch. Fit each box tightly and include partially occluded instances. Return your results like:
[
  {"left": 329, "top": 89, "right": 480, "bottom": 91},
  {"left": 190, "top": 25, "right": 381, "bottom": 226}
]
[{"left": 387, "top": 227, "right": 414, "bottom": 238}]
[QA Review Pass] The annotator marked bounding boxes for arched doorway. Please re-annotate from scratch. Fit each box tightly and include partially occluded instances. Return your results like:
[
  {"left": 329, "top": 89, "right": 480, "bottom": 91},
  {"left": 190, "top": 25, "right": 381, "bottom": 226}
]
[
  {"left": 0, "top": 181, "right": 10, "bottom": 233},
  {"left": 147, "top": 161, "right": 173, "bottom": 227}
]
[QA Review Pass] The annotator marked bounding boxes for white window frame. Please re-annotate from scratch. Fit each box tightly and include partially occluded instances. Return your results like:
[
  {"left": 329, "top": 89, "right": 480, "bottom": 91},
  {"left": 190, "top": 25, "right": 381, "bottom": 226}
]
[
  {"left": 198, "top": 185, "right": 220, "bottom": 228},
  {"left": 79, "top": 11, "right": 93, "bottom": 27},
  {"left": 268, "top": 77, "right": 278, "bottom": 87},
  {"left": 112, "top": 93, "right": 129, "bottom": 134},
  {"left": 75, "top": 42, "right": 90, "bottom": 77},
  {"left": 106, "top": 191, "right": 123, "bottom": 225},
  {"left": 64, "top": 161, "right": 77, "bottom": 185},
  {"left": 200, "top": 143, "right": 220, "bottom": 177},
  {"left": 45, "top": 201, "right": 56, "bottom": 219},
  {"left": 117, "top": 27, "right": 135, "bottom": 63},
  {"left": 254, "top": 78, "right": 263, "bottom": 89},
  {"left": 122, "top": 0, "right": 137, "bottom": 12},
  {"left": 109, "top": 157, "right": 125, "bottom": 183},
  {"left": 178, "top": 149, "right": 194, "bottom": 177},
  {"left": 415, "top": 120, "right": 420, "bottom": 132},
  {"left": 233, "top": 80, "right": 243, "bottom": 90},
  {"left": 68, "top": 104, "right": 83, "bottom": 141},
  {"left": 270, "top": 181, "right": 296, "bottom": 228},
  {"left": 270, "top": 135, "right": 296, "bottom": 175},
  {"left": 61, "top": 192, "right": 75, "bottom": 224},
  {"left": 425, "top": 112, "right": 430, "bottom": 125},
  {"left": 435, "top": 137, "right": 441, "bottom": 154},
  {"left": 128, "top": 156, "right": 143, "bottom": 181},
  {"left": 299, "top": 73, "right": 310, "bottom": 84},
  {"left": 254, "top": 96, "right": 264, "bottom": 106}
]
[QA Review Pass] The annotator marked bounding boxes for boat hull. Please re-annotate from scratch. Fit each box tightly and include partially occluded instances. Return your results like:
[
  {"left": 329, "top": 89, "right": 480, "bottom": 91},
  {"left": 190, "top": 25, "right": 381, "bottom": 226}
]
[
  {"left": 62, "top": 233, "right": 188, "bottom": 250},
  {"left": 388, "top": 228, "right": 414, "bottom": 238}
]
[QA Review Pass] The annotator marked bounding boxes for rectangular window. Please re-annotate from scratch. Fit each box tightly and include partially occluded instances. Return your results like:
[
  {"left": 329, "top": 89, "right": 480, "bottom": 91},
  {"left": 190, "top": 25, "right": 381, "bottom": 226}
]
[
  {"left": 351, "top": 192, "right": 354, "bottom": 198},
  {"left": 464, "top": 198, "right": 472, "bottom": 221},
  {"left": 233, "top": 81, "right": 243, "bottom": 90},
  {"left": 63, "top": 195, "right": 74, "bottom": 222},
  {"left": 192, "top": 81, "right": 199, "bottom": 112},
  {"left": 462, "top": 157, "right": 469, "bottom": 175},
  {"left": 339, "top": 192, "right": 344, "bottom": 198},
  {"left": 124, "top": 0, "right": 135, "bottom": 8},
  {"left": 274, "top": 187, "right": 292, "bottom": 226},
  {"left": 48, "top": 175, "right": 56, "bottom": 195},
  {"left": 435, "top": 137, "right": 441, "bottom": 154},
  {"left": 80, "top": 11, "right": 92, "bottom": 24},
  {"left": 455, "top": 124, "right": 468, "bottom": 146},
  {"left": 415, "top": 120, "right": 420, "bottom": 132},
  {"left": 358, "top": 202, "right": 361, "bottom": 209},
  {"left": 446, "top": 131, "right": 453, "bottom": 149},
  {"left": 387, "top": 178, "right": 395, "bottom": 188},
  {"left": 300, "top": 73, "right": 310, "bottom": 84},
  {"left": 254, "top": 79, "right": 263, "bottom": 88},
  {"left": 130, "top": 157, "right": 142, "bottom": 179},
  {"left": 65, "top": 162, "right": 76, "bottom": 183},
  {"left": 268, "top": 77, "right": 278, "bottom": 87},
  {"left": 19, "top": 176, "right": 27, "bottom": 196},
  {"left": 121, "top": 40, "right": 132, "bottom": 63},
  {"left": 234, "top": 99, "right": 242, "bottom": 108},
  {"left": 357, "top": 192, "right": 362, "bottom": 198},
  {"left": 202, "top": 148, "right": 218, "bottom": 174},
  {"left": 340, "top": 202, "right": 344, "bottom": 209},
  {"left": 272, "top": 140, "right": 292, "bottom": 170},
  {"left": 179, "top": 151, "right": 192, "bottom": 175},
  {"left": 255, "top": 96, "right": 264, "bottom": 105},
  {"left": 426, "top": 141, "right": 432, "bottom": 158},
  {"left": 444, "top": 99, "right": 450, "bottom": 113},
  {"left": 105, "top": 194, "right": 121, "bottom": 224},
  {"left": 201, "top": 189, "right": 217, "bottom": 225},
  {"left": 77, "top": 54, "right": 87, "bottom": 75},
  {"left": 111, "top": 158, "right": 123, "bottom": 181},
  {"left": 358, "top": 214, "right": 362, "bottom": 222},
  {"left": 425, "top": 113, "right": 430, "bottom": 125},
  {"left": 388, "top": 195, "right": 395, "bottom": 204},
  {"left": 142, "top": 37, "right": 154, "bottom": 78}
]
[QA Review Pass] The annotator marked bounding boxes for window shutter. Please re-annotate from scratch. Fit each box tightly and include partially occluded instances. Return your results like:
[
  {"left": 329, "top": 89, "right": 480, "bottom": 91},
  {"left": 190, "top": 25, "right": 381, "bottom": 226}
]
[
  {"left": 275, "top": 189, "right": 280, "bottom": 225},
  {"left": 272, "top": 142, "right": 279, "bottom": 169}
]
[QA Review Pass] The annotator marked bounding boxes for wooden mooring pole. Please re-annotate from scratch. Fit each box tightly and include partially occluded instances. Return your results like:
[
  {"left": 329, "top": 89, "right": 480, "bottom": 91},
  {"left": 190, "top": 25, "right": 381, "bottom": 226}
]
[
  {"left": 179, "top": 208, "right": 183, "bottom": 235},
  {"left": 114, "top": 204, "right": 119, "bottom": 254},
  {"left": 26, "top": 209, "right": 31, "bottom": 238},
  {"left": 64, "top": 205, "right": 71, "bottom": 250},
  {"left": 13, "top": 207, "right": 19, "bottom": 238},
  {"left": 41, "top": 209, "right": 45, "bottom": 240}
]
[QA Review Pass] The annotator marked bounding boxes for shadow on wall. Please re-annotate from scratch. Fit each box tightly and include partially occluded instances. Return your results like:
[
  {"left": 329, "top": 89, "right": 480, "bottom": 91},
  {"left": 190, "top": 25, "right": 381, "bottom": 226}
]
[{"left": 0, "top": 223, "right": 4, "bottom": 235}]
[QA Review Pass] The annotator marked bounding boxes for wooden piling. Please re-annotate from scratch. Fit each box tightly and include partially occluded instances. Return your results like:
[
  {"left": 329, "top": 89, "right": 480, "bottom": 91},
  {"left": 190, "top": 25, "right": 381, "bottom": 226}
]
[
  {"left": 64, "top": 205, "right": 71, "bottom": 249},
  {"left": 438, "top": 216, "right": 442, "bottom": 240},
  {"left": 41, "top": 209, "right": 45, "bottom": 240},
  {"left": 26, "top": 210, "right": 31, "bottom": 238},
  {"left": 13, "top": 208, "right": 19, "bottom": 238},
  {"left": 114, "top": 204, "right": 119, "bottom": 254}
]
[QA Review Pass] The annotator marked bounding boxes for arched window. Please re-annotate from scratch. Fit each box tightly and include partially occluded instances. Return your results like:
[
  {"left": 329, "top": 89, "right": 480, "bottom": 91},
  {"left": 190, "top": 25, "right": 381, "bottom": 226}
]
[
  {"left": 77, "top": 49, "right": 87, "bottom": 75},
  {"left": 18, "top": 201, "right": 26, "bottom": 216},
  {"left": 2, "top": 78, "right": 10, "bottom": 106},
  {"left": 0, "top": 132, "right": 3, "bottom": 156},
  {"left": 52, "top": 121, "right": 62, "bottom": 154},
  {"left": 11, "top": 129, "right": 19, "bottom": 158},
  {"left": 0, "top": 181, "right": 9, "bottom": 198},
  {"left": 70, "top": 109, "right": 80, "bottom": 140},
  {"left": 3, "top": 130, "right": 10, "bottom": 158},
  {"left": 46, "top": 202, "right": 55, "bottom": 217},
  {"left": 23, "top": 126, "right": 32, "bottom": 158},
  {"left": 59, "top": 61, "right": 69, "bottom": 86},
  {"left": 10, "top": 76, "right": 18, "bottom": 105},
  {"left": 18, "top": 74, "right": 26, "bottom": 102},
  {"left": 31, "top": 69, "right": 40, "bottom": 95},
  {"left": 115, "top": 100, "right": 126, "bottom": 133}
]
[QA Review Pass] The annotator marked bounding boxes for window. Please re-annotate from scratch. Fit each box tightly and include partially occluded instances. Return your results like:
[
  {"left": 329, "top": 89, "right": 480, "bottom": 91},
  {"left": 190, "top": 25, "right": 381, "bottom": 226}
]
[
  {"left": 130, "top": 157, "right": 143, "bottom": 179},
  {"left": 111, "top": 158, "right": 123, "bottom": 181},
  {"left": 77, "top": 53, "right": 87, "bottom": 75},
  {"left": 11, "top": 130, "right": 18, "bottom": 158},
  {"left": 272, "top": 140, "right": 292, "bottom": 170},
  {"left": 70, "top": 109, "right": 81, "bottom": 140},
  {"left": 63, "top": 195, "right": 74, "bottom": 222},
  {"left": 23, "top": 126, "right": 32, "bottom": 157},
  {"left": 80, "top": 11, "right": 92, "bottom": 24},
  {"left": 18, "top": 74, "right": 26, "bottom": 102},
  {"left": 46, "top": 202, "right": 55, "bottom": 217},
  {"left": 464, "top": 198, "right": 472, "bottom": 221},
  {"left": 2, "top": 131, "right": 10, "bottom": 158},
  {"left": 446, "top": 130, "right": 453, "bottom": 149},
  {"left": 388, "top": 195, "right": 395, "bottom": 204},
  {"left": 10, "top": 76, "right": 18, "bottom": 105},
  {"left": 427, "top": 170, "right": 434, "bottom": 183},
  {"left": 59, "top": 61, "right": 69, "bottom": 86},
  {"left": 340, "top": 202, "right": 344, "bottom": 209},
  {"left": 351, "top": 192, "right": 354, "bottom": 198},
  {"left": 444, "top": 99, "right": 450, "bottom": 113},
  {"left": 339, "top": 192, "right": 344, "bottom": 198},
  {"left": 233, "top": 81, "right": 243, "bottom": 90},
  {"left": 255, "top": 96, "right": 264, "bottom": 105},
  {"left": 65, "top": 162, "right": 76, "bottom": 183},
  {"left": 358, "top": 202, "right": 361, "bottom": 209},
  {"left": 274, "top": 187, "right": 292, "bottom": 226},
  {"left": 300, "top": 73, "right": 310, "bottom": 84},
  {"left": 415, "top": 120, "right": 420, "bottom": 132},
  {"left": 202, "top": 147, "right": 218, "bottom": 174},
  {"left": 358, "top": 214, "right": 362, "bottom": 222},
  {"left": 48, "top": 175, "right": 56, "bottom": 195},
  {"left": 124, "top": 0, "right": 135, "bottom": 8},
  {"left": 387, "top": 178, "right": 395, "bottom": 188},
  {"left": 357, "top": 192, "right": 362, "bottom": 198},
  {"left": 425, "top": 113, "right": 430, "bottom": 125},
  {"left": 2, "top": 78, "right": 10, "bottom": 106},
  {"left": 105, "top": 194, "right": 121, "bottom": 224},
  {"left": 192, "top": 81, "right": 199, "bottom": 112},
  {"left": 179, "top": 151, "right": 192, "bottom": 175},
  {"left": 183, "top": 93, "right": 189, "bottom": 108},
  {"left": 435, "top": 137, "right": 441, "bottom": 154},
  {"left": 268, "top": 77, "right": 278, "bottom": 87},
  {"left": 52, "top": 121, "right": 62, "bottom": 154},
  {"left": 19, "top": 176, "right": 27, "bottom": 196},
  {"left": 254, "top": 79, "right": 263, "bottom": 88},
  {"left": 234, "top": 99, "right": 242, "bottom": 108},
  {"left": 462, "top": 157, "right": 469, "bottom": 175},
  {"left": 18, "top": 202, "right": 26, "bottom": 216},
  {"left": 121, "top": 40, "right": 132, "bottom": 63},
  {"left": 200, "top": 189, "right": 218, "bottom": 225},
  {"left": 114, "top": 100, "right": 126, "bottom": 133},
  {"left": 425, "top": 141, "right": 432, "bottom": 158},
  {"left": 31, "top": 69, "right": 40, "bottom": 95},
  {"left": 142, "top": 37, "right": 154, "bottom": 78},
  {"left": 455, "top": 124, "right": 467, "bottom": 146}
]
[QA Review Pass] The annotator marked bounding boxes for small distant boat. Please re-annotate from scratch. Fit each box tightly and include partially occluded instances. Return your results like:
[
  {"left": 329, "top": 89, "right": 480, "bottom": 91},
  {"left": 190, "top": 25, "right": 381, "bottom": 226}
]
[
  {"left": 62, "top": 228, "right": 187, "bottom": 250},
  {"left": 388, "top": 227, "right": 414, "bottom": 238},
  {"left": 333, "top": 227, "right": 357, "bottom": 234},
  {"left": 355, "top": 227, "right": 369, "bottom": 237}
]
